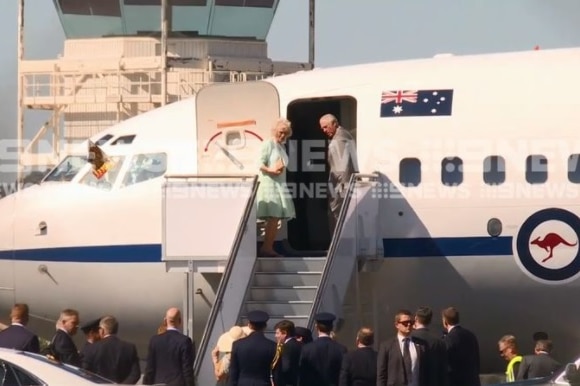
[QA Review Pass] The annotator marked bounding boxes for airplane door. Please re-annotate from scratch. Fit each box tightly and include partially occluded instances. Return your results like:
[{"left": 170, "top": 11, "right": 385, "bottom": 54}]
[{"left": 196, "top": 82, "right": 280, "bottom": 175}]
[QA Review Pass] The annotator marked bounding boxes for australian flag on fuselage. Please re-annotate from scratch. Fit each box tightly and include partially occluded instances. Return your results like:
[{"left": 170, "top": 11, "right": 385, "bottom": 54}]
[{"left": 380, "top": 89, "right": 454, "bottom": 118}]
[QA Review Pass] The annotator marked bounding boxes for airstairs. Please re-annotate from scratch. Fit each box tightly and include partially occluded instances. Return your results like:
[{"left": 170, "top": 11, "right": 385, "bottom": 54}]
[{"left": 161, "top": 173, "right": 380, "bottom": 385}]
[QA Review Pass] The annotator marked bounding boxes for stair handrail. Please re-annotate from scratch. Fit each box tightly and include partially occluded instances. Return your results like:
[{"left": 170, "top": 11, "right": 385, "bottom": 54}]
[
  {"left": 307, "top": 172, "right": 379, "bottom": 331},
  {"left": 193, "top": 174, "right": 260, "bottom": 377}
]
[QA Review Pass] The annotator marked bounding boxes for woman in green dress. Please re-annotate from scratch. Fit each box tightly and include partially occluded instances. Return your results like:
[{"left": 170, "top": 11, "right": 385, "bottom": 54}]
[{"left": 256, "top": 118, "right": 296, "bottom": 257}]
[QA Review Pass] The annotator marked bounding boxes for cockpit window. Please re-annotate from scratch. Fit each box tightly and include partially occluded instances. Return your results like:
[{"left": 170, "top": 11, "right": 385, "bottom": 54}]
[
  {"left": 122, "top": 153, "right": 167, "bottom": 188},
  {"left": 42, "top": 155, "right": 87, "bottom": 182},
  {"left": 96, "top": 134, "right": 113, "bottom": 146},
  {"left": 111, "top": 135, "right": 136, "bottom": 145},
  {"left": 79, "top": 156, "right": 125, "bottom": 190}
]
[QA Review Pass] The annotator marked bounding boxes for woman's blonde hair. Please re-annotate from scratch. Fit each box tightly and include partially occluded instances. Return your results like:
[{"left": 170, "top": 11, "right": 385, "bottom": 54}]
[{"left": 272, "top": 118, "right": 292, "bottom": 138}]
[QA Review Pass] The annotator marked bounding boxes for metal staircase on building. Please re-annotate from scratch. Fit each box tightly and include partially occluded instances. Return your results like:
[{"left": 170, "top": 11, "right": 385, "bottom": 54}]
[{"left": 161, "top": 173, "right": 380, "bottom": 386}]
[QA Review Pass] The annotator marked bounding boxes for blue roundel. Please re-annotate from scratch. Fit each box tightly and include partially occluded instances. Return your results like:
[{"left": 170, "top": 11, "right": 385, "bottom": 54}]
[{"left": 516, "top": 208, "right": 580, "bottom": 282}]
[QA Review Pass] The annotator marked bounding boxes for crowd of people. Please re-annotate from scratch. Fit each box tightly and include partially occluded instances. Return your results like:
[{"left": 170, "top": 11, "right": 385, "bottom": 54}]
[
  {"left": 0, "top": 301, "right": 572, "bottom": 386},
  {"left": 0, "top": 303, "right": 195, "bottom": 385},
  {"left": 212, "top": 306, "right": 566, "bottom": 386}
]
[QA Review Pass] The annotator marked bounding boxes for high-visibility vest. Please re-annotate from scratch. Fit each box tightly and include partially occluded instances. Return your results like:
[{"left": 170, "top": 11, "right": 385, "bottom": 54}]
[{"left": 506, "top": 355, "right": 523, "bottom": 382}]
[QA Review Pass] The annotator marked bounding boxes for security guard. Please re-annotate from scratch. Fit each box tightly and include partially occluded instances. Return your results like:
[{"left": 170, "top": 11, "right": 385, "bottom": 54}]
[
  {"left": 298, "top": 312, "right": 347, "bottom": 386},
  {"left": 79, "top": 318, "right": 102, "bottom": 360},
  {"left": 229, "top": 310, "right": 276, "bottom": 386},
  {"left": 498, "top": 335, "right": 523, "bottom": 382}
]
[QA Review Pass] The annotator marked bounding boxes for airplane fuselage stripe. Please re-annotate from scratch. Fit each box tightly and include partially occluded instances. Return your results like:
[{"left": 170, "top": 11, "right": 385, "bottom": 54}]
[
  {"left": 0, "top": 237, "right": 514, "bottom": 262},
  {"left": 383, "top": 236, "right": 513, "bottom": 258}
]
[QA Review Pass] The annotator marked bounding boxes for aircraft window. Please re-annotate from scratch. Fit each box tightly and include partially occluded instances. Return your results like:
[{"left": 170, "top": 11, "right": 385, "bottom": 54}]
[
  {"left": 122, "top": 153, "right": 167, "bottom": 187},
  {"left": 111, "top": 135, "right": 136, "bottom": 145},
  {"left": 568, "top": 154, "right": 580, "bottom": 183},
  {"left": 483, "top": 155, "right": 506, "bottom": 185},
  {"left": 441, "top": 157, "right": 463, "bottom": 186},
  {"left": 526, "top": 155, "right": 547, "bottom": 184},
  {"left": 43, "top": 155, "right": 87, "bottom": 182},
  {"left": 399, "top": 158, "right": 421, "bottom": 187},
  {"left": 79, "top": 156, "right": 126, "bottom": 190},
  {"left": 96, "top": 134, "right": 113, "bottom": 146}
]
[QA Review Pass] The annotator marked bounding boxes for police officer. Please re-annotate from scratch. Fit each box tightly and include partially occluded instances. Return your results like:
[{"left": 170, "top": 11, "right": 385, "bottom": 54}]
[
  {"left": 79, "top": 317, "right": 102, "bottom": 360},
  {"left": 298, "top": 312, "right": 347, "bottom": 386},
  {"left": 228, "top": 310, "right": 276, "bottom": 386}
]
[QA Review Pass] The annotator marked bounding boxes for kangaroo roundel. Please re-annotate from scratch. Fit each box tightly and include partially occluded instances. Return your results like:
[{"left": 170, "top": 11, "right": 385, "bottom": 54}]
[{"left": 516, "top": 208, "right": 580, "bottom": 284}]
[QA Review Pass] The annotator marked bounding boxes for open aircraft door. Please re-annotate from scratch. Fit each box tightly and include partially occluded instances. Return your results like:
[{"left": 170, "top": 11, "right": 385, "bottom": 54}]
[{"left": 196, "top": 82, "right": 281, "bottom": 175}]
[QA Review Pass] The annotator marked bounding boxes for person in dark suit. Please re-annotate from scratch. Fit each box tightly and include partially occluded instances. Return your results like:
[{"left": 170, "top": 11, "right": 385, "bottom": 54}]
[
  {"left": 338, "top": 327, "right": 377, "bottom": 386},
  {"left": 295, "top": 327, "right": 313, "bottom": 345},
  {"left": 516, "top": 339, "right": 561, "bottom": 380},
  {"left": 298, "top": 312, "right": 348, "bottom": 386},
  {"left": 79, "top": 317, "right": 102, "bottom": 361},
  {"left": 228, "top": 310, "right": 276, "bottom": 386},
  {"left": 50, "top": 309, "right": 81, "bottom": 367},
  {"left": 377, "top": 309, "right": 427, "bottom": 386},
  {"left": 441, "top": 307, "right": 480, "bottom": 386},
  {"left": 0, "top": 304, "right": 39, "bottom": 353},
  {"left": 411, "top": 307, "right": 448, "bottom": 386},
  {"left": 271, "top": 320, "right": 301, "bottom": 386},
  {"left": 82, "top": 315, "right": 141, "bottom": 384},
  {"left": 143, "top": 307, "right": 195, "bottom": 386}
]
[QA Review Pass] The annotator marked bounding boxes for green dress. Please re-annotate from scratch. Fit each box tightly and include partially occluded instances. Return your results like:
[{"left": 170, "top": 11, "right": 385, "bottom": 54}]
[{"left": 256, "top": 139, "right": 296, "bottom": 220}]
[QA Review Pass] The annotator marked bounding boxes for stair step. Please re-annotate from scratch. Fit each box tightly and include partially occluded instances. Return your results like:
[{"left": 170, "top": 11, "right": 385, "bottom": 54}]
[
  {"left": 240, "top": 315, "right": 310, "bottom": 329},
  {"left": 248, "top": 286, "right": 318, "bottom": 301},
  {"left": 256, "top": 257, "right": 326, "bottom": 273},
  {"left": 244, "top": 300, "right": 313, "bottom": 315},
  {"left": 252, "top": 272, "right": 322, "bottom": 287}
]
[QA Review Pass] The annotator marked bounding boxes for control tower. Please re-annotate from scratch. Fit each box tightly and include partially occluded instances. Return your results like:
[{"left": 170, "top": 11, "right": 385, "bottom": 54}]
[{"left": 18, "top": 0, "right": 311, "bottom": 180}]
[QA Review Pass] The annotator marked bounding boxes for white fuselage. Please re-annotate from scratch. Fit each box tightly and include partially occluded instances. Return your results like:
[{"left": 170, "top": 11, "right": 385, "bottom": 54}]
[{"left": 1, "top": 47, "right": 580, "bottom": 373}]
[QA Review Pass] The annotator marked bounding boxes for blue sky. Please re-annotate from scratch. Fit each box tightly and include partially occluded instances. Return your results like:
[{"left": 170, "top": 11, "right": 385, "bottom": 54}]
[{"left": 1, "top": 1, "right": 580, "bottom": 156}]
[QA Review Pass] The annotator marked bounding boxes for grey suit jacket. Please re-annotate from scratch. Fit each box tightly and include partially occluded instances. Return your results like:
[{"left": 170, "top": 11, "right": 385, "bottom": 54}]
[
  {"left": 516, "top": 353, "right": 561, "bottom": 380},
  {"left": 328, "top": 127, "right": 358, "bottom": 191}
]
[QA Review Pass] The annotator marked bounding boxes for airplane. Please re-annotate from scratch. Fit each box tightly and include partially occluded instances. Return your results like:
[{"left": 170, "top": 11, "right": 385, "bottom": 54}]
[{"left": 1, "top": 45, "right": 580, "bottom": 375}]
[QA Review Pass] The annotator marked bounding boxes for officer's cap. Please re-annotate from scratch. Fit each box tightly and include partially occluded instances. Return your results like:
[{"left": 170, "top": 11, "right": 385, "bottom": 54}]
[
  {"left": 295, "top": 326, "right": 311, "bottom": 336},
  {"left": 80, "top": 318, "right": 101, "bottom": 334},
  {"left": 247, "top": 310, "right": 269, "bottom": 324},
  {"left": 315, "top": 312, "right": 336, "bottom": 325},
  {"left": 295, "top": 326, "right": 313, "bottom": 340}
]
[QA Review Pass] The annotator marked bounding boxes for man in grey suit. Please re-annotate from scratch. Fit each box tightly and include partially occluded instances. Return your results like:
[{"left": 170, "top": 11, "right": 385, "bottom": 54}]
[
  {"left": 516, "top": 339, "right": 561, "bottom": 381},
  {"left": 319, "top": 114, "right": 359, "bottom": 235}
]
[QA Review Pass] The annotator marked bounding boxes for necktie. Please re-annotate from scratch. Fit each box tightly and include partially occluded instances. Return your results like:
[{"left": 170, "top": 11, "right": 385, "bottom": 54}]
[
  {"left": 271, "top": 342, "right": 283, "bottom": 369},
  {"left": 403, "top": 338, "right": 412, "bottom": 384}
]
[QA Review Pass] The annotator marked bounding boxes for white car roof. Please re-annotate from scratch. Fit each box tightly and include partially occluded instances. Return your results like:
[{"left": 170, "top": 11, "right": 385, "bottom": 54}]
[{"left": 0, "top": 348, "right": 113, "bottom": 384}]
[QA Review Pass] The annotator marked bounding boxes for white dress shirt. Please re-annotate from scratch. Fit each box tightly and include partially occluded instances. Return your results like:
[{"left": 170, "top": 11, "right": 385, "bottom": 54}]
[{"left": 398, "top": 334, "right": 418, "bottom": 386}]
